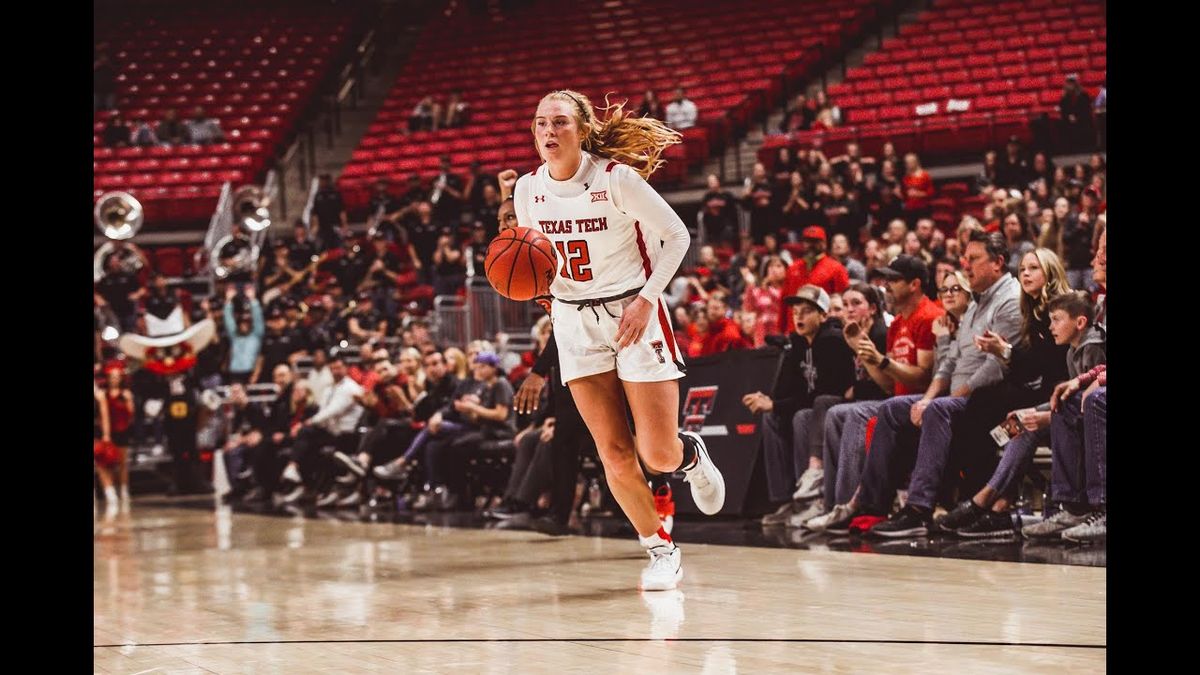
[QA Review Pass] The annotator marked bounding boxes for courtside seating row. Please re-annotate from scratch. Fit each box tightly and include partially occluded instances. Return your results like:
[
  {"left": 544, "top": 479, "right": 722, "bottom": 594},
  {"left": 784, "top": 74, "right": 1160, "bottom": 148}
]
[{"left": 337, "top": 0, "right": 898, "bottom": 209}]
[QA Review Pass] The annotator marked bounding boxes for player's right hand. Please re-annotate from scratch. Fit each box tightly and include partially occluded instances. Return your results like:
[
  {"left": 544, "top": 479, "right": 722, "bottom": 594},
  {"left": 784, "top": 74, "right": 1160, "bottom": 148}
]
[{"left": 514, "top": 372, "right": 545, "bottom": 415}]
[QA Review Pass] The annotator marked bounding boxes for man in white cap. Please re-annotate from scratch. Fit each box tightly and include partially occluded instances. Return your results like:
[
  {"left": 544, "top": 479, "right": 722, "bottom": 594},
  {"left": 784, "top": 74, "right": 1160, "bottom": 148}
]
[{"left": 745, "top": 285, "right": 856, "bottom": 527}]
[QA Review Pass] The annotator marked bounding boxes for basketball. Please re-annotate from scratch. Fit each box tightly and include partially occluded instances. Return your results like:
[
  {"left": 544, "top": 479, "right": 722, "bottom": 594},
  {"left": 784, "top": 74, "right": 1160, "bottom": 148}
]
[{"left": 484, "top": 226, "right": 557, "bottom": 301}]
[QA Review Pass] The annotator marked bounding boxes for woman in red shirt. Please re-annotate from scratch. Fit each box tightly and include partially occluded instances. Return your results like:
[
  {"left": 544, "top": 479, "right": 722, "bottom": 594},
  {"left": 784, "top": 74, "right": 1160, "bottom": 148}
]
[{"left": 741, "top": 256, "right": 788, "bottom": 347}]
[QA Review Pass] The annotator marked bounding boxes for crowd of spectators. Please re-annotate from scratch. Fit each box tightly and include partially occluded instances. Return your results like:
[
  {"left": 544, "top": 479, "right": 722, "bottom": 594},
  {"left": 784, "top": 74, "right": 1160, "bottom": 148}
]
[{"left": 94, "top": 127, "right": 1108, "bottom": 545}]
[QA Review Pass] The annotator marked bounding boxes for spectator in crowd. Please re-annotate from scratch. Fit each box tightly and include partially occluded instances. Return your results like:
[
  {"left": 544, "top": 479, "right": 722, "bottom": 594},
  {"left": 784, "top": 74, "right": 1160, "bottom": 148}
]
[
  {"left": 902, "top": 230, "right": 932, "bottom": 266},
  {"left": 812, "top": 107, "right": 836, "bottom": 131},
  {"left": 357, "top": 233, "right": 408, "bottom": 314},
  {"left": 665, "top": 86, "right": 698, "bottom": 130},
  {"left": 804, "top": 255, "right": 944, "bottom": 532},
  {"left": 414, "top": 349, "right": 462, "bottom": 421},
  {"left": 1061, "top": 201, "right": 1095, "bottom": 291},
  {"left": 223, "top": 287, "right": 264, "bottom": 385},
  {"left": 996, "top": 137, "right": 1030, "bottom": 189},
  {"left": 94, "top": 52, "right": 117, "bottom": 111},
  {"left": 943, "top": 285, "right": 1103, "bottom": 539},
  {"left": 102, "top": 113, "right": 130, "bottom": 147},
  {"left": 463, "top": 160, "right": 499, "bottom": 212},
  {"left": 1059, "top": 75, "right": 1094, "bottom": 151},
  {"left": 750, "top": 285, "right": 855, "bottom": 527},
  {"left": 1002, "top": 212, "right": 1037, "bottom": 275},
  {"left": 470, "top": 183, "right": 503, "bottom": 239},
  {"left": 156, "top": 109, "right": 188, "bottom": 146},
  {"left": 254, "top": 306, "right": 306, "bottom": 384},
  {"left": 742, "top": 163, "right": 776, "bottom": 242},
  {"left": 345, "top": 292, "right": 388, "bottom": 344},
  {"left": 260, "top": 243, "right": 303, "bottom": 303},
  {"left": 813, "top": 90, "right": 841, "bottom": 126},
  {"left": 914, "top": 218, "right": 936, "bottom": 251},
  {"left": 770, "top": 280, "right": 890, "bottom": 528},
  {"left": 463, "top": 224, "right": 490, "bottom": 279},
  {"left": 830, "top": 233, "right": 866, "bottom": 282},
  {"left": 779, "top": 226, "right": 850, "bottom": 333},
  {"left": 1030, "top": 151, "right": 1055, "bottom": 188},
  {"left": 311, "top": 174, "right": 350, "bottom": 252},
  {"left": 902, "top": 153, "right": 934, "bottom": 223},
  {"left": 781, "top": 171, "right": 813, "bottom": 232},
  {"left": 852, "top": 231, "right": 1023, "bottom": 537},
  {"left": 637, "top": 89, "right": 664, "bottom": 120},
  {"left": 432, "top": 232, "right": 468, "bottom": 296},
  {"left": 442, "top": 89, "right": 470, "bottom": 128},
  {"left": 409, "top": 95, "right": 441, "bottom": 132},
  {"left": 740, "top": 255, "right": 788, "bottom": 348},
  {"left": 1023, "top": 227, "right": 1107, "bottom": 540},
  {"left": 444, "top": 347, "right": 470, "bottom": 379},
  {"left": 883, "top": 218, "right": 908, "bottom": 248},
  {"left": 303, "top": 347, "right": 333, "bottom": 409},
  {"left": 130, "top": 117, "right": 158, "bottom": 146},
  {"left": 323, "top": 352, "right": 415, "bottom": 507},
  {"left": 781, "top": 93, "right": 815, "bottom": 133},
  {"left": 698, "top": 174, "right": 740, "bottom": 246},
  {"left": 975, "top": 151, "right": 998, "bottom": 194},
  {"left": 1094, "top": 78, "right": 1107, "bottom": 151},
  {"left": 185, "top": 106, "right": 224, "bottom": 144},
  {"left": 687, "top": 293, "right": 752, "bottom": 357},
  {"left": 405, "top": 352, "right": 514, "bottom": 511},
  {"left": 286, "top": 221, "right": 318, "bottom": 269},
  {"left": 279, "top": 352, "right": 364, "bottom": 504},
  {"left": 430, "top": 155, "right": 466, "bottom": 226},
  {"left": 232, "top": 364, "right": 309, "bottom": 501}
]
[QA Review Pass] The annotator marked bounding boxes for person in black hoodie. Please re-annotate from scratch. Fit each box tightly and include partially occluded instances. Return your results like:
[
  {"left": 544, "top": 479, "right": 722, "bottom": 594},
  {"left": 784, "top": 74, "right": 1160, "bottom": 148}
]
[{"left": 744, "top": 285, "right": 855, "bottom": 524}]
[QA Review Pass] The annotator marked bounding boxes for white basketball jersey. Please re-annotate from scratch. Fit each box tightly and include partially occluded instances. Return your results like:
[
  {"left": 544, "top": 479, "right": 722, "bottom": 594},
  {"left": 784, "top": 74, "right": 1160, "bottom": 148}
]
[{"left": 525, "top": 155, "right": 657, "bottom": 302}]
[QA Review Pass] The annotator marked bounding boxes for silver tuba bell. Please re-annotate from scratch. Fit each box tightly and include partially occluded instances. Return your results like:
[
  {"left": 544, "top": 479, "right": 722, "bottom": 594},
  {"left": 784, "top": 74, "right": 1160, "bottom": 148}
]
[
  {"left": 233, "top": 185, "right": 272, "bottom": 232},
  {"left": 93, "top": 191, "right": 146, "bottom": 281},
  {"left": 94, "top": 191, "right": 144, "bottom": 240}
]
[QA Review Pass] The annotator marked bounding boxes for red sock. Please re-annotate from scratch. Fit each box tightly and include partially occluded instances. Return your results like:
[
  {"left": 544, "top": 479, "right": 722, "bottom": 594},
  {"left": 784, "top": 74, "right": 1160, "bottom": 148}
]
[{"left": 656, "top": 526, "right": 672, "bottom": 543}]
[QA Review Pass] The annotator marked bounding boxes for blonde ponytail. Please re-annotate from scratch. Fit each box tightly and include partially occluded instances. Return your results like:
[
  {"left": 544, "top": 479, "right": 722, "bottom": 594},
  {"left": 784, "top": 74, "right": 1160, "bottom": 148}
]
[{"left": 533, "top": 90, "right": 682, "bottom": 180}]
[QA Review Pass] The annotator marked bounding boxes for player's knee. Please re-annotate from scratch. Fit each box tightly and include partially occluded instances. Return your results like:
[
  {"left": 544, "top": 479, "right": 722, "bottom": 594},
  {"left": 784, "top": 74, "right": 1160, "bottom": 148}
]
[
  {"left": 597, "top": 443, "right": 640, "bottom": 480},
  {"left": 637, "top": 436, "right": 681, "bottom": 475}
]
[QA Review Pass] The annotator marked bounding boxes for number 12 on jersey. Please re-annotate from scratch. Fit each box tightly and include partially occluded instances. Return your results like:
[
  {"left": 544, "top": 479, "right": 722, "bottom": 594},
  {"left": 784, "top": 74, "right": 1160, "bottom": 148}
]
[{"left": 554, "top": 240, "right": 593, "bottom": 282}]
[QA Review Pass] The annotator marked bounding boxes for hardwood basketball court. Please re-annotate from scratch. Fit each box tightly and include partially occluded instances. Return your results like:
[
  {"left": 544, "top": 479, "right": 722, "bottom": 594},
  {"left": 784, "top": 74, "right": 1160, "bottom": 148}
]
[{"left": 93, "top": 502, "right": 1105, "bottom": 673}]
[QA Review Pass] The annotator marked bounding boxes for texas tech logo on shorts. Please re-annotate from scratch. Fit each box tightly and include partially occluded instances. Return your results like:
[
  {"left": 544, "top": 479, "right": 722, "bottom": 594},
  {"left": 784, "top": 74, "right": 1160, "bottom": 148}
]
[
  {"left": 650, "top": 340, "right": 666, "bottom": 364},
  {"left": 681, "top": 385, "right": 718, "bottom": 433}
]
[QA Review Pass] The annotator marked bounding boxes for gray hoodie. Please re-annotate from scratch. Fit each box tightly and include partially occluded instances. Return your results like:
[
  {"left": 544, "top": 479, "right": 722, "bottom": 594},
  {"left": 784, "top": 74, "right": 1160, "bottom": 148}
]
[{"left": 1067, "top": 325, "right": 1106, "bottom": 379}]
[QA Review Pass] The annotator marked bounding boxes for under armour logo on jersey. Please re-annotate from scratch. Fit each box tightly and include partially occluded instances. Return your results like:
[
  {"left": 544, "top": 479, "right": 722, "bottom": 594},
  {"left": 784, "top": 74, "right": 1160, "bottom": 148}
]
[
  {"left": 650, "top": 340, "right": 666, "bottom": 364},
  {"left": 534, "top": 195, "right": 545, "bottom": 203},
  {"left": 590, "top": 190, "right": 608, "bottom": 202}
]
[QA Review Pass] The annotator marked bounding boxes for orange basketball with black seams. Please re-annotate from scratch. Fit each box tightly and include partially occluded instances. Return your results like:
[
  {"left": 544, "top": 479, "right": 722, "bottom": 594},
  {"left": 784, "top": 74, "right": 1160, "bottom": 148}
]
[{"left": 484, "top": 226, "right": 558, "bottom": 301}]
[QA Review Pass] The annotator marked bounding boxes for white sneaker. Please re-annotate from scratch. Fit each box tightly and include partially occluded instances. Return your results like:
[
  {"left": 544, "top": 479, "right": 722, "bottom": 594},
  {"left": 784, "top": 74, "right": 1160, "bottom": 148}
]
[
  {"left": 804, "top": 503, "right": 857, "bottom": 532},
  {"left": 336, "top": 491, "right": 362, "bottom": 508},
  {"left": 315, "top": 491, "right": 341, "bottom": 508},
  {"left": 680, "top": 432, "right": 725, "bottom": 515},
  {"left": 792, "top": 467, "right": 824, "bottom": 501},
  {"left": 279, "top": 485, "right": 306, "bottom": 504},
  {"left": 281, "top": 463, "right": 302, "bottom": 484},
  {"left": 787, "top": 500, "right": 826, "bottom": 528},
  {"left": 640, "top": 544, "right": 682, "bottom": 591}
]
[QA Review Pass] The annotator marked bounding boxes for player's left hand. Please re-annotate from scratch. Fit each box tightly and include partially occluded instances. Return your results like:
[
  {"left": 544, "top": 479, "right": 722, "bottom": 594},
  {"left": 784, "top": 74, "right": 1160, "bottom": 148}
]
[{"left": 614, "top": 296, "right": 653, "bottom": 350}]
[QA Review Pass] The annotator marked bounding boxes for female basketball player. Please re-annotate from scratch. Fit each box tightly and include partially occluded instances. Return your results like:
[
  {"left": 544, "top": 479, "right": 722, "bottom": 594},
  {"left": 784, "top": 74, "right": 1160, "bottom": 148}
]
[{"left": 512, "top": 90, "right": 725, "bottom": 591}]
